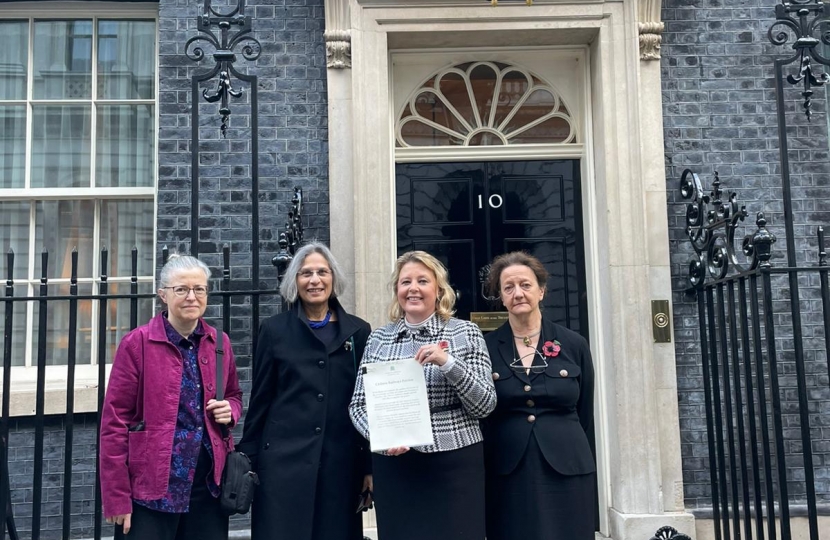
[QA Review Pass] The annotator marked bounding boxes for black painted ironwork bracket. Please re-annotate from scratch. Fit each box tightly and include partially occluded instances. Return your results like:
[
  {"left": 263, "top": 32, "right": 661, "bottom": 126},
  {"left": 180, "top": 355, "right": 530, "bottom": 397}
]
[
  {"left": 679, "top": 168, "right": 776, "bottom": 290},
  {"left": 185, "top": 0, "right": 261, "bottom": 137},
  {"left": 768, "top": 0, "right": 830, "bottom": 120}
]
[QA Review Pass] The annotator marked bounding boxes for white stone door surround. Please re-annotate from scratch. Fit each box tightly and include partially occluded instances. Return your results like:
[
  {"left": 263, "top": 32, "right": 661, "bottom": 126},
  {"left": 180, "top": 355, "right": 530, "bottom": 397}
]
[{"left": 325, "top": 1, "right": 693, "bottom": 538}]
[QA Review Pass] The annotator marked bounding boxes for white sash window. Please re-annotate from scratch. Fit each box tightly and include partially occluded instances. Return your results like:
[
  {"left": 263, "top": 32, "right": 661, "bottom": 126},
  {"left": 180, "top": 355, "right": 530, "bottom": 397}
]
[{"left": 0, "top": 5, "right": 156, "bottom": 387}]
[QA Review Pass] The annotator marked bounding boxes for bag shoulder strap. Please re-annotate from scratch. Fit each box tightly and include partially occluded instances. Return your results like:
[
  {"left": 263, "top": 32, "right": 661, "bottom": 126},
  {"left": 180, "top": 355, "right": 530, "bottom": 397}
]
[
  {"left": 215, "top": 320, "right": 224, "bottom": 402},
  {"left": 214, "top": 320, "right": 230, "bottom": 440},
  {"left": 137, "top": 326, "right": 147, "bottom": 424}
]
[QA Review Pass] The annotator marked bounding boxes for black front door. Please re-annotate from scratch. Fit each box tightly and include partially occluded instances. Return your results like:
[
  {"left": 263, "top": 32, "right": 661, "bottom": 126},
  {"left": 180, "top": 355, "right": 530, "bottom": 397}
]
[{"left": 396, "top": 160, "right": 588, "bottom": 339}]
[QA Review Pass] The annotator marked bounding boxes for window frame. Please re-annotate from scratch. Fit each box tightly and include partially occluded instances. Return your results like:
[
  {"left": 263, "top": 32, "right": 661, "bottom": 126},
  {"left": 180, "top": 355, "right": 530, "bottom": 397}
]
[{"left": 0, "top": 2, "right": 159, "bottom": 414}]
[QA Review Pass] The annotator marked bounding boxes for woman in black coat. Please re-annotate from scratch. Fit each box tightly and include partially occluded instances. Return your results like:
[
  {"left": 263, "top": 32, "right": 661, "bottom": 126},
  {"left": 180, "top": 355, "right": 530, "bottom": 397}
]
[
  {"left": 482, "top": 251, "right": 596, "bottom": 540},
  {"left": 238, "top": 242, "right": 372, "bottom": 540}
]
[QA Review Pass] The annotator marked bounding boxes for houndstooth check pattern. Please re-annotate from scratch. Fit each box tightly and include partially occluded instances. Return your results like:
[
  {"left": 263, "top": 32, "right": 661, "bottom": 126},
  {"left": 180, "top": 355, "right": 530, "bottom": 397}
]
[{"left": 349, "top": 315, "right": 496, "bottom": 453}]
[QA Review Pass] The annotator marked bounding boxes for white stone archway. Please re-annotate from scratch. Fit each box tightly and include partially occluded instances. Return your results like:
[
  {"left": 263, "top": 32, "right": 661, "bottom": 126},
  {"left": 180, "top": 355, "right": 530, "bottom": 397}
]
[{"left": 323, "top": 1, "right": 692, "bottom": 539}]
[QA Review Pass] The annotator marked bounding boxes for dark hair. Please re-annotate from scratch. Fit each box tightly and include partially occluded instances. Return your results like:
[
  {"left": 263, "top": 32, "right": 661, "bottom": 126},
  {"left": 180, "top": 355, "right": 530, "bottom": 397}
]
[{"left": 485, "top": 251, "right": 549, "bottom": 298}]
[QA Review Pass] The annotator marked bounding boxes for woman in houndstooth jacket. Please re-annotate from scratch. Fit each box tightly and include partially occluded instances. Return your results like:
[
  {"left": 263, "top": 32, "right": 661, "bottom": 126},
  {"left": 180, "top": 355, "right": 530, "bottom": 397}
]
[{"left": 349, "top": 250, "right": 496, "bottom": 540}]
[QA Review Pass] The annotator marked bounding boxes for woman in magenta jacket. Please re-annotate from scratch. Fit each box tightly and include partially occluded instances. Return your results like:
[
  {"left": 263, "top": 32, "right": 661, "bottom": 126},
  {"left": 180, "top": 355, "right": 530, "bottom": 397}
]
[{"left": 99, "top": 254, "right": 243, "bottom": 540}]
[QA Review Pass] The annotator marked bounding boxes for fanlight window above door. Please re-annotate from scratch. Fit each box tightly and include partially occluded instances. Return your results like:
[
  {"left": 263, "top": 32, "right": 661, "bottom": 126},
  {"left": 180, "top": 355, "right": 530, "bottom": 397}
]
[{"left": 396, "top": 61, "right": 577, "bottom": 147}]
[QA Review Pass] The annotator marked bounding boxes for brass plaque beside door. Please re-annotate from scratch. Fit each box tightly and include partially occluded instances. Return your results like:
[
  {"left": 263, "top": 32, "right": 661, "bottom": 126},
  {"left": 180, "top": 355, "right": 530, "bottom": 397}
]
[{"left": 470, "top": 312, "right": 509, "bottom": 332}]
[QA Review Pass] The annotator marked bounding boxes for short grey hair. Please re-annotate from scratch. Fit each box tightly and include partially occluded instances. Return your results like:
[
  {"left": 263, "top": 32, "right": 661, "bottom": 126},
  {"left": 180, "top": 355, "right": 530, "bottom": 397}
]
[
  {"left": 159, "top": 253, "right": 211, "bottom": 288},
  {"left": 279, "top": 242, "right": 346, "bottom": 304}
]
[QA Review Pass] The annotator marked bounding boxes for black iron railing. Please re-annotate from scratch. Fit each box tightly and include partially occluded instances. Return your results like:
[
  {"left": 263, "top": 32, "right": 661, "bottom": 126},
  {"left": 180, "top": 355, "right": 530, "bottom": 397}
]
[
  {"left": 186, "top": 0, "right": 263, "bottom": 345},
  {"left": 0, "top": 245, "right": 269, "bottom": 540},
  {"left": 681, "top": 167, "right": 830, "bottom": 540},
  {"left": 0, "top": 196, "right": 305, "bottom": 539},
  {"left": 677, "top": 2, "right": 830, "bottom": 539}
]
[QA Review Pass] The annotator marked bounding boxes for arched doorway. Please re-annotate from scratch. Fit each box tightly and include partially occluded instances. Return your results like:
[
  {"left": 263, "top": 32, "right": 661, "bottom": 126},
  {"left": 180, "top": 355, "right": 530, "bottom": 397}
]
[{"left": 393, "top": 57, "right": 588, "bottom": 337}]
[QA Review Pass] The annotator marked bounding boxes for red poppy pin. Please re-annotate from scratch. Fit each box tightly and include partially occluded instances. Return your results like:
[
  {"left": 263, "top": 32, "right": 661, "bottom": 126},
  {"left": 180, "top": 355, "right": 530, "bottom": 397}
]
[
  {"left": 542, "top": 340, "right": 561, "bottom": 358},
  {"left": 438, "top": 340, "right": 450, "bottom": 351}
]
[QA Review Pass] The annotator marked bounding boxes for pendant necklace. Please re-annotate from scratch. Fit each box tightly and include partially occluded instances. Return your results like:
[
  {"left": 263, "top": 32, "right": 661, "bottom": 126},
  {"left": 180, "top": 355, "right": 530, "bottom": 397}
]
[{"left": 513, "top": 329, "right": 541, "bottom": 347}]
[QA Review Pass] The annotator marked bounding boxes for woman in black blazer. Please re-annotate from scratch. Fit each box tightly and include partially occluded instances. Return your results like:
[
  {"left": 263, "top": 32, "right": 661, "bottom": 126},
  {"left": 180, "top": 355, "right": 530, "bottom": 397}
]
[
  {"left": 238, "top": 242, "right": 372, "bottom": 540},
  {"left": 482, "top": 251, "right": 596, "bottom": 540}
]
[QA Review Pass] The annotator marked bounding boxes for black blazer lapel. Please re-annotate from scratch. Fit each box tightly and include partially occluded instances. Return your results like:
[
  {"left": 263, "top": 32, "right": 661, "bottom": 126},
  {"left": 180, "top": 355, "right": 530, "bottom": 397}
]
[
  {"left": 541, "top": 317, "right": 560, "bottom": 346},
  {"left": 325, "top": 298, "right": 360, "bottom": 355}
]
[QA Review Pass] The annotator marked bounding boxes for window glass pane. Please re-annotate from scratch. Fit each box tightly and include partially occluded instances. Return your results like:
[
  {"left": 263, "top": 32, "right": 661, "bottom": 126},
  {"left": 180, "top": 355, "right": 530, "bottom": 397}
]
[
  {"left": 413, "top": 91, "right": 468, "bottom": 137},
  {"left": 438, "top": 73, "right": 475, "bottom": 129},
  {"left": 400, "top": 119, "right": 464, "bottom": 147},
  {"left": 100, "top": 200, "right": 154, "bottom": 277},
  {"left": 33, "top": 20, "right": 93, "bottom": 99},
  {"left": 470, "top": 64, "right": 498, "bottom": 127},
  {"left": 503, "top": 89, "right": 557, "bottom": 136},
  {"left": 493, "top": 69, "right": 531, "bottom": 128},
  {"left": 35, "top": 200, "right": 94, "bottom": 279},
  {"left": 6, "top": 285, "right": 27, "bottom": 366},
  {"left": 0, "top": 21, "right": 28, "bottom": 99},
  {"left": 509, "top": 116, "right": 573, "bottom": 145},
  {"left": 31, "top": 105, "right": 91, "bottom": 188},
  {"left": 96, "top": 105, "right": 154, "bottom": 187},
  {"left": 98, "top": 20, "right": 156, "bottom": 100},
  {"left": 105, "top": 281, "right": 154, "bottom": 362},
  {"left": 0, "top": 201, "right": 30, "bottom": 280},
  {"left": 31, "top": 283, "right": 93, "bottom": 366},
  {"left": 0, "top": 106, "right": 26, "bottom": 188}
]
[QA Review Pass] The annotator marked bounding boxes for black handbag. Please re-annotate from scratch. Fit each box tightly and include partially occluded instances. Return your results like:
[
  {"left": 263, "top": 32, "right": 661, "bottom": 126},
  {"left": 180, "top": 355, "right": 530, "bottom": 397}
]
[
  {"left": 220, "top": 449, "right": 258, "bottom": 515},
  {"left": 214, "top": 324, "right": 259, "bottom": 515}
]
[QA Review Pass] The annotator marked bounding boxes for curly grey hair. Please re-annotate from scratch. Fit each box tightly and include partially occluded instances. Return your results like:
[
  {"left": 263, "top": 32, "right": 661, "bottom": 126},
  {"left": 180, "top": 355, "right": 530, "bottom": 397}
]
[
  {"left": 279, "top": 242, "right": 346, "bottom": 304},
  {"left": 159, "top": 253, "right": 211, "bottom": 289}
]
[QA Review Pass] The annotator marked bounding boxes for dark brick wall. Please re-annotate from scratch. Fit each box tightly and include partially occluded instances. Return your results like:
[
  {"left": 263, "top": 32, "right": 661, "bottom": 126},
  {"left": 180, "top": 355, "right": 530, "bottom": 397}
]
[
  {"left": 662, "top": 0, "right": 830, "bottom": 511},
  {"left": 154, "top": 0, "right": 329, "bottom": 532},
  {"left": 4, "top": 1, "right": 329, "bottom": 538},
  {"left": 12, "top": 0, "right": 830, "bottom": 534},
  {"left": 7, "top": 415, "right": 101, "bottom": 540},
  {"left": 156, "top": 0, "right": 330, "bottom": 367}
]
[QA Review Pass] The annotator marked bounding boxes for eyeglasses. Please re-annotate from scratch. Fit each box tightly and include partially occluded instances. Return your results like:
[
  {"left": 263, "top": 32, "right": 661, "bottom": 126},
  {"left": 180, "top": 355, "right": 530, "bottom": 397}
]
[
  {"left": 163, "top": 286, "right": 208, "bottom": 298},
  {"left": 299, "top": 268, "right": 331, "bottom": 279},
  {"left": 509, "top": 350, "right": 548, "bottom": 374}
]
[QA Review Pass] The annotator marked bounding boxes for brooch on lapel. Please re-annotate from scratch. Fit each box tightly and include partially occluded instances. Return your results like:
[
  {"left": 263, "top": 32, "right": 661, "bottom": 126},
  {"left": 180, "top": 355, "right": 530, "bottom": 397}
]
[
  {"left": 344, "top": 341, "right": 353, "bottom": 351},
  {"left": 542, "top": 340, "right": 561, "bottom": 358}
]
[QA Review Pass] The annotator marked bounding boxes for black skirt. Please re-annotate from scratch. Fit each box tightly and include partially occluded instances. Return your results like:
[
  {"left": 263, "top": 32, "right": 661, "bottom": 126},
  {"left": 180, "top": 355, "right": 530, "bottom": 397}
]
[
  {"left": 372, "top": 443, "right": 485, "bottom": 540},
  {"left": 486, "top": 433, "right": 596, "bottom": 540}
]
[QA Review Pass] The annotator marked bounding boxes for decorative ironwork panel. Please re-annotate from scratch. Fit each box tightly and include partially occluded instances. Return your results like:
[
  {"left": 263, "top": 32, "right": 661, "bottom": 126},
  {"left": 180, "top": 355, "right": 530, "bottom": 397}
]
[
  {"left": 185, "top": 0, "right": 261, "bottom": 137},
  {"left": 679, "top": 168, "right": 776, "bottom": 289}
]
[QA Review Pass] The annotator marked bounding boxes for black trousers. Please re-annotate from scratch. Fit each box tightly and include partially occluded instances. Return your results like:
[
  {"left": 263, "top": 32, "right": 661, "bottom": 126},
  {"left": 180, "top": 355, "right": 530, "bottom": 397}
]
[{"left": 115, "top": 445, "right": 229, "bottom": 540}]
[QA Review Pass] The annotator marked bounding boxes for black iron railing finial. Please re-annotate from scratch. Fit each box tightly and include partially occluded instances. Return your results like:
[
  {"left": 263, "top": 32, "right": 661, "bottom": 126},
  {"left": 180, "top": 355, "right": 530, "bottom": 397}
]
[
  {"left": 272, "top": 187, "right": 305, "bottom": 286},
  {"left": 752, "top": 213, "right": 777, "bottom": 268}
]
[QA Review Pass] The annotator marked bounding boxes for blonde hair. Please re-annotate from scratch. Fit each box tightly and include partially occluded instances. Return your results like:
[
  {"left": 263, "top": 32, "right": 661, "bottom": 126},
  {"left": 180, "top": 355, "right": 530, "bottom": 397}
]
[{"left": 388, "top": 251, "right": 456, "bottom": 322}]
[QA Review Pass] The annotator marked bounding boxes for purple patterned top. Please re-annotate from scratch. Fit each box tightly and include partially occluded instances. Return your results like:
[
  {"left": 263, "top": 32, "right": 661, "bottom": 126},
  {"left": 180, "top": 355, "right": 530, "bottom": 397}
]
[{"left": 134, "top": 314, "right": 219, "bottom": 513}]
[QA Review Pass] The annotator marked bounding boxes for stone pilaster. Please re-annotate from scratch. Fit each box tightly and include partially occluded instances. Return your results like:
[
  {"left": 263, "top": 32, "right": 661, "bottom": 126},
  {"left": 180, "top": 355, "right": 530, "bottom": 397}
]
[
  {"left": 638, "top": 0, "right": 664, "bottom": 60},
  {"left": 324, "top": 0, "right": 351, "bottom": 69}
]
